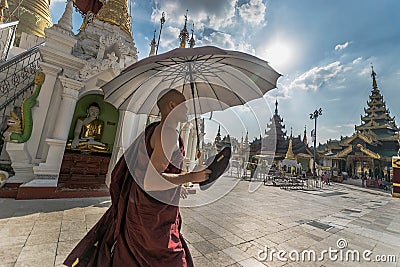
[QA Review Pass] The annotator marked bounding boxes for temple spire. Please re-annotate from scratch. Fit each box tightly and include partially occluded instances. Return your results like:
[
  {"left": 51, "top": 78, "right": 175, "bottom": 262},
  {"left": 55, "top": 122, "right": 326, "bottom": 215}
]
[
  {"left": 56, "top": 0, "right": 73, "bottom": 32},
  {"left": 285, "top": 128, "right": 295, "bottom": 160},
  {"left": 189, "top": 23, "right": 195, "bottom": 48},
  {"left": 149, "top": 29, "right": 156, "bottom": 57},
  {"left": 303, "top": 125, "right": 308, "bottom": 145},
  {"left": 95, "top": 0, "right": 132, "bottom": 35},
  {"left": 179, "top": 10, "right": 189, "bottom": 48},
  {"left": 371, "top": 65, "right": 378, "bottom": 91},
  {"left": 274, "top": 99, "right": 278, "bottom": 115},
  {"left": 215, "top": 125, "right": 221, "bottom": 143},
  {"left": 356, "top": 66, "right": 398, "bottom": 132}
]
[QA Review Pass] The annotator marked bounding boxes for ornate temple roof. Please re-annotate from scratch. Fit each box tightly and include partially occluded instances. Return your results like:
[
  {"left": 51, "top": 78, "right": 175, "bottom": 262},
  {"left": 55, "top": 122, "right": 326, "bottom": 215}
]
[
  {"left": 249, "top": 99, "right": 311, "bottom": 159},
  {"left": 319, "top": 67, "right": 399, "bottom": 161},
  {"left": 265, "top": 99, "right": 287, "bottom": 144},
  {"left": 355, "top": 67, "right": 398, "bottom": 133}
]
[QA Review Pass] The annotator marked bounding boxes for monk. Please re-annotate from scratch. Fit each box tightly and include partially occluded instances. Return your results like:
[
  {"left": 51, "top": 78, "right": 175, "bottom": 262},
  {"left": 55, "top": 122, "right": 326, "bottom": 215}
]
[{"left": 64, "top": 89, "right": 211, "bottom": 267}]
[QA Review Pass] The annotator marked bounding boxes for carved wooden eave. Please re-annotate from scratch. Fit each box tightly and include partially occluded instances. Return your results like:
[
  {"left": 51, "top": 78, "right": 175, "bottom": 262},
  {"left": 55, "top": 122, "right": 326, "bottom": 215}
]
[
  {"left": 380, "top": 135, "right": 400, "bottom": 142},
  {"left": 357, "top": 124, "right": 397, "bottom": 131},
  {"left": 356, "top": 144, "right": 381, "bottom": 159},
  {"left": 336, "top": 146, "right": 353, "bottom": 157},
  {"left": 340, "top": 132, "right": 374, "bottom": 146}
]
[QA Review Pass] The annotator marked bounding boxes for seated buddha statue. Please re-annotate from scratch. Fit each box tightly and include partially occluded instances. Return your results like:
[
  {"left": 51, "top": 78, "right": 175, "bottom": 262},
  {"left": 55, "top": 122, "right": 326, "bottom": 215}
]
[{"left": 67, "top": 102, "right": 109, "bottom": 152}]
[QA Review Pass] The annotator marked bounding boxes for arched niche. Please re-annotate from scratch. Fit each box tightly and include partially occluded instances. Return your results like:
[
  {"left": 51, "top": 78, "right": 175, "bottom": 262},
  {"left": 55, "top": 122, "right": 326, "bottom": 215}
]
[{"left": 67, "top": 94, "right": 119, "bottom": 154}]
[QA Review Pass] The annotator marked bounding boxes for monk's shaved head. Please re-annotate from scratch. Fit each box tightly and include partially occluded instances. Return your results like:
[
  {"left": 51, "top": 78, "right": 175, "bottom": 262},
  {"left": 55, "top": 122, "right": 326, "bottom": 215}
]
[{"left": 157, "top": 89, "right": 185, "bottom": 112}]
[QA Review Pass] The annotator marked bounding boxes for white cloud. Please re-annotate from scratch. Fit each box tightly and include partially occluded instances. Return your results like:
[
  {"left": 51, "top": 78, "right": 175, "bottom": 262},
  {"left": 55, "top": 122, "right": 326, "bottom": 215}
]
[
  {"left": 289, "top": 61, "right": 344, "bottom": 91},
  {"left": 158, "top": 26, "right": 181, "bottom": 50},
  {"left": 197, "top": 31, "right": 236, "bottom": 49},
  {"left": 238, "top": 0, "right": 267, "bottom": 25},
  {"left": 151, "top": 0, "right": 236, "bottom": 31},
  {"left": 334, "top": 41, "right": 350, "bottom": 51},
  {"left": 150, "top": 0, "right": 267, "bottom": 56},
  {"left": 358, "top": 66, "right": 371, "bottom": 77},
  {"left": 335, "top": 123, "right": 356, "bottom": 129},
  {"left": 352, "top": 57, "right": 362, "bottom": 64}
]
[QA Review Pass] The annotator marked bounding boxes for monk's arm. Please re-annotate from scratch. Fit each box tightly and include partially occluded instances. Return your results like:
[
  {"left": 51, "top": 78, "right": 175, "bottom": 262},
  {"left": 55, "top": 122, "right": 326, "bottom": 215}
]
[{"left": 143, "top": 127, "right": 209, "bottom": 191}]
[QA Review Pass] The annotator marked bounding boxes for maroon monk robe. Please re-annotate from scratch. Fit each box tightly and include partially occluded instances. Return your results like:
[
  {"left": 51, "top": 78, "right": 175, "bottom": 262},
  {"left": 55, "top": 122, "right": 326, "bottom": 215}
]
[{"left": 64, "top": 122, "right": 193, "bottom": 267}]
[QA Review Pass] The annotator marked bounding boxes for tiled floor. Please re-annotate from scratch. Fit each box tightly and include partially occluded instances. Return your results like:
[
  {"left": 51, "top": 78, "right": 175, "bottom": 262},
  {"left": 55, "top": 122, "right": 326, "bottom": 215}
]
[{"left": 0, "top": 176, "right": 399, "bottom": 267}]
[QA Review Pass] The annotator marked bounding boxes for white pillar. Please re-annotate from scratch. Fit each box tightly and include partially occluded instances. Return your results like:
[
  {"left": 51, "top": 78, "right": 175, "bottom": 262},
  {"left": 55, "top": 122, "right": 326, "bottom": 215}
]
[
  {"left": 27, "top": 62, "right": 62, "bottom": 163},
  {"left": 33, "top": 76, "right": 83, "bottom": 181},
  {"left": 180, "top": 122, "right": 191, "bottom": 153},
  {"left": 190, "top": 130, "right": 198, "bottom": 162},
  {"left": 187, "top": 130, "right": 194, "bottom": 160}
]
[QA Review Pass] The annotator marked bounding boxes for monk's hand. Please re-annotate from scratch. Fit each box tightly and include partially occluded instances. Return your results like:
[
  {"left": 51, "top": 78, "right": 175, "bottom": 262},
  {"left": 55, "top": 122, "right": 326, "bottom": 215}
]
[
  {"left": 180, "top": 187, "right": 188, "bottom": 199},
  {"left": 193, "top": 164, "right": 206, "bottom": 172},
  {"left": 189, "top": 169, "right": 212, "bottom": 183}
]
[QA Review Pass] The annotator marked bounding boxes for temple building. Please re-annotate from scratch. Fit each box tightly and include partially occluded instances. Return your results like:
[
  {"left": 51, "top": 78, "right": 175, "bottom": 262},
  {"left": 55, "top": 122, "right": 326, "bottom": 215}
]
[
  {"left": 318, "top": 67, "right": 399, "bottom": 178},
  {"left": 249, "top": 100, "right": 313, "bottom": 171},
  {"left": 0, "top": 0, "right": 202, "bottom": 198}
]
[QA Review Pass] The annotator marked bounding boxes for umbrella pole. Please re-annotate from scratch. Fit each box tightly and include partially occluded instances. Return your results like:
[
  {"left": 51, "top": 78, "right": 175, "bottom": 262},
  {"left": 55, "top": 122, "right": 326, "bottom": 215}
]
[{"left": 188, "top": 63, "right": 201, "bottom": 160}]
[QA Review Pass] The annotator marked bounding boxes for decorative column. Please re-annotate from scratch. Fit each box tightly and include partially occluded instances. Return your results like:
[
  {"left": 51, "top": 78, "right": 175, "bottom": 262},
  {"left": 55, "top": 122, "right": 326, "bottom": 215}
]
[
  {"left": 33, "top": 76, "right": 83, "bottom": 181},
  {"left": 27, "top": 62, "right": 62, "bottom": 160}
]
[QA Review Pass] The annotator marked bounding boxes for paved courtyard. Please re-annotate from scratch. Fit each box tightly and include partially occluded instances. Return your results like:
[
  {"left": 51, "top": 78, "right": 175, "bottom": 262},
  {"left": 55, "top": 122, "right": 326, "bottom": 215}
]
[{"left": 0, "top": 176, "right": 399, "bottom": 267}]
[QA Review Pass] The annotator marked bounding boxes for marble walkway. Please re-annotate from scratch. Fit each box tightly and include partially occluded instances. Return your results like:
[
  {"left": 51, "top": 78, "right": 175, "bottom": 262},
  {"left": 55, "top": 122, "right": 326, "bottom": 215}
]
[{"left": 0, "top": 176, "right": 399, "bottom": 267}]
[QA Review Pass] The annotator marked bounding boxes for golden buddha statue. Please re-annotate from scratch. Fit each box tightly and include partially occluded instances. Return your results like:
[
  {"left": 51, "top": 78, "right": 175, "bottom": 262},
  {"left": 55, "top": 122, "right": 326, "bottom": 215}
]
[{"left": 67, "top": 102, "right": 109, "bottom": 152}]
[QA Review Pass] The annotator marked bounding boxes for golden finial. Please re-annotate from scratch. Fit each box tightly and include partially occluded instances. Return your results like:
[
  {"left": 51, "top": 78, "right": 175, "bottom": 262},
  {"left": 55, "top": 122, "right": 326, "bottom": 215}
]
[
  {"left": 189, "top": 23, "right": 195, "bottom": 48},
  {"left": 179, "top": 10, "right": 189, "bottom": 48}
]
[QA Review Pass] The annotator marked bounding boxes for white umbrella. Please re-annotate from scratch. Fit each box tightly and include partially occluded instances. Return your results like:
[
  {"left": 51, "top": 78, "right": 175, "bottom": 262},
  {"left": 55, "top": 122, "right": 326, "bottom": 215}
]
[
  {"left": 102, "top": 46, "right": 281, "bottom": 115},
  {"left": 102, "top": 46, "right": 281, "bottom": 157}
]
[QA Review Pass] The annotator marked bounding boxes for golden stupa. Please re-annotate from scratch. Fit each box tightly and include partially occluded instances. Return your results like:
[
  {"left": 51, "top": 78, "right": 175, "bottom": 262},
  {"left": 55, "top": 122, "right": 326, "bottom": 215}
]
[
  {"left": 5, "top": 0, "right": 52, "bottom": 41},
  {"left": 95, "top": 0, "right": 131, "bottom": 35}
]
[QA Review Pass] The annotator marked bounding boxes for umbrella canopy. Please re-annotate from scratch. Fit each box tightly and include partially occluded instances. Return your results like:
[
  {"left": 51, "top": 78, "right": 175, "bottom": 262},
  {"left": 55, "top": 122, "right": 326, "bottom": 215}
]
[{"left": 102, "top": 46, "right": 281, "bottom": 115}]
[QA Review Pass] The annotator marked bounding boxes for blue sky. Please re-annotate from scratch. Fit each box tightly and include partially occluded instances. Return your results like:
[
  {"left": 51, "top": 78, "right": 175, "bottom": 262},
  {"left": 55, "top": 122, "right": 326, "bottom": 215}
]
[{"left": 50, "top": 0, "right": 400, "bottom": 145}]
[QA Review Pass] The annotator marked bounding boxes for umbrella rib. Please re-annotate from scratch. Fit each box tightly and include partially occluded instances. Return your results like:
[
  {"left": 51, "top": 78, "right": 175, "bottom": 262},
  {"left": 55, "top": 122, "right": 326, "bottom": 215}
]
[
  {"left": 195, "top": 71, "right": 224, "bottom": 111},
  {"left": 121, "top": 63, "right": 188, "bottom": 110},
  {"left": 193, "top": 81, "right": 204, "bottom": 115},
  {"left": 138, "top": 66, "right": 189, "bottom": 113},
  {"left": 203, "top": 68, "right": 247, "bottom": 106}
]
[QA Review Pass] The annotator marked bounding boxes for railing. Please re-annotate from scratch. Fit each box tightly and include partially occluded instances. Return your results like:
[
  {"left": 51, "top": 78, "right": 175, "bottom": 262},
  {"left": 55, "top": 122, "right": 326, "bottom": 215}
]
[
  {"left": 0, "top": 42, "right": 43, "bottom": 112},
  {"left": 0, "top": 42, "right": 43, "bottom": 154},
  {"left": 0, "top": 21, "right": 19, "bottom": 62}
]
